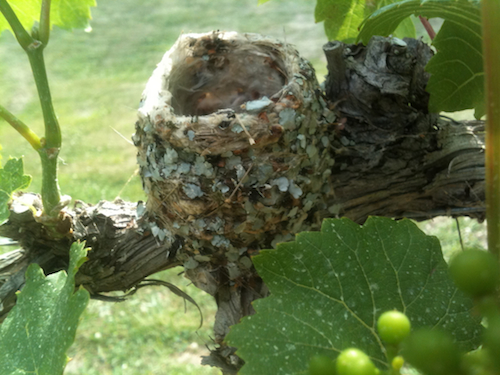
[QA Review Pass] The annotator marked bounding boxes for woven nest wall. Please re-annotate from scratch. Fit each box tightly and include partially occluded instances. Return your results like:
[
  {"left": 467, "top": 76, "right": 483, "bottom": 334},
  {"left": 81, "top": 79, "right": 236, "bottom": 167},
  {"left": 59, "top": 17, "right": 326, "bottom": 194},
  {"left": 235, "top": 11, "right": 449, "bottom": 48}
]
[{"left": 133, "top": 31, "right": 336, "bottom": 272}]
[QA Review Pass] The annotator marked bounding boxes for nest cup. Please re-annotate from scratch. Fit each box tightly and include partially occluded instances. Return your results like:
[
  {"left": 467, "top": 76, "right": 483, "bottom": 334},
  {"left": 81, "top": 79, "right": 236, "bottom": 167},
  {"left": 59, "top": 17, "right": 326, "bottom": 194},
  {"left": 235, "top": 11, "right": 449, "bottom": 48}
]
[{"left": 134, "top": 31, "right": 335, "bottom": 260}]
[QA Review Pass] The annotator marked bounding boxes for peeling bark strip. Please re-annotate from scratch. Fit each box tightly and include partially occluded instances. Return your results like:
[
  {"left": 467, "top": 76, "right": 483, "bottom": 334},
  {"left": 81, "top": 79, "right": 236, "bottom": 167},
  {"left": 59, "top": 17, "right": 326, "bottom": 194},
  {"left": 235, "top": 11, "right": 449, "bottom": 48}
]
[{"left": 0, "top": 32, "right": 485, "bottom": 374}]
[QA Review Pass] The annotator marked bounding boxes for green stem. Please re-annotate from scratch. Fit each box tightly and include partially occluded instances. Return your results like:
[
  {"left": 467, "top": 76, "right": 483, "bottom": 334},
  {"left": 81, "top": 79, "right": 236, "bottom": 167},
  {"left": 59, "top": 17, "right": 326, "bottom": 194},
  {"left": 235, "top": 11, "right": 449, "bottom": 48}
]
[
  {"left": 418, "top": 16, "right": 435, "bottom": 40},
  {"left": 0, "top": 0, "right": 61, "bottom": 215},
  {"left": 25, "top": 42, "right": 62, "bottom": 214},
  {"left": 0, "top": 105, "right": 42, "bottom": 150},
  {"left": 483, "top": 0, "right": 500, "bottom": 257},
  {"left": 26, "top": 47, "right": 61, "bottom": 149},
  {"left": 38, "top": 150, "right": 60, "bottom": 215},
  {"left": 385, "top": 345, "right": 398, "bottom": 366},
  {"left": 39, "top": 0, "right": 51, "bottom": 47},
  {"left": 0, "top": 0, "right": 33, "bottom": 49}
]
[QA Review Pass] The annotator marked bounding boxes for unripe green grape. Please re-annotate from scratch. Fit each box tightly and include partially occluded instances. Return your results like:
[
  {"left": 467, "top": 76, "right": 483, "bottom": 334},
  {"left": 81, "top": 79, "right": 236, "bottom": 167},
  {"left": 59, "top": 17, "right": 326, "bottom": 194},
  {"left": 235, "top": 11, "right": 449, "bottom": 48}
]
[
  {"left": 402, "top": 329, "right": 461, "bottom": 375},
  {"left": 449, "top": 249, "right": 500, "bottom": 297},
  {"left": 309, "top": 355, "right": 336, "bottom": 375},
  {"left": 336, "top": 348, "right": 379, "bottom": 375},
  {"left": 391, "top": 356, "right": 404, "bottom": 371},
  {"left": 377, "top": 310, "right": 411, "bottom": 345}
]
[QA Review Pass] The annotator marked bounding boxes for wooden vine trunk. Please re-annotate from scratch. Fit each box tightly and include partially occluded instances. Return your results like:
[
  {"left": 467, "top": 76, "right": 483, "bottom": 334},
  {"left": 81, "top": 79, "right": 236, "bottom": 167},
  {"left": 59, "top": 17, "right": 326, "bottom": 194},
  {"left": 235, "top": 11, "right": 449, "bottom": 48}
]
[{"left": 0, "top": 32, "right": 485, "bottom": 374}]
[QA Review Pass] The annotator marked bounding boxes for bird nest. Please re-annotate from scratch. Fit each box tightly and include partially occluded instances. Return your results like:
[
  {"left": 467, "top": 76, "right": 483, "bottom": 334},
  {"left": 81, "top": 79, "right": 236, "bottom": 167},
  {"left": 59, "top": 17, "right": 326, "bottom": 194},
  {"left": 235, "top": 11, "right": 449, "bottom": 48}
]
[{"left": 133, "top": 31, "right": 336, "bottom": 266}]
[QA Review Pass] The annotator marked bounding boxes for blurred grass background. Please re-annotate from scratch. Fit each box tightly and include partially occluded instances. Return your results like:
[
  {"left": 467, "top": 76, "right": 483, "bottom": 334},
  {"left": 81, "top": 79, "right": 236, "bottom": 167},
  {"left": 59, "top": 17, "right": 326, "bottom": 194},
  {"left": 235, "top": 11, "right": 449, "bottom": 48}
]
[
  {"left": 0, "top": 0, "right": 328, "bottom": 204},
  {"left": 0, "top": 0, "right": 485, "bottom": 374}
]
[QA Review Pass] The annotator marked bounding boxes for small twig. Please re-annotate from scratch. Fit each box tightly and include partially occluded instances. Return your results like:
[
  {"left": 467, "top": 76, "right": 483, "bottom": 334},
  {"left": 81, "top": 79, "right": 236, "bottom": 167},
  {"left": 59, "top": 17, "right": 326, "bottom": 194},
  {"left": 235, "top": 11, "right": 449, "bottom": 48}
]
[
  {"left": 111, "top": 127, "right": 134, "bottom": 145},
  {"left": 0, "top": 105, "right": 42, "bottom": 150},
  {"left": 204, "top": 164, "right": 254, "bottom": 217},
  {"left": 0, "top": 0, "right": 34, "bottom": 49},
  {"left": 419, "top": 16, "right": 436, "bottom": 40},
  {"left": 234, "top": 113, "right": 256, "bottom": 145},
  {"left": 455, "top": 218, "right": 465, "bottom": 251},
  {"left": 90, "top": 279, "right": 203, "bottom": 330},
  {"left": 225, "top": 164, "right": 253, "bottom": 203},
  {"left": 115, "top": 168, "right": 139, "bottom": 199},
  {"left": 39, "top": 0, "right": 51, "bottom": 46}
]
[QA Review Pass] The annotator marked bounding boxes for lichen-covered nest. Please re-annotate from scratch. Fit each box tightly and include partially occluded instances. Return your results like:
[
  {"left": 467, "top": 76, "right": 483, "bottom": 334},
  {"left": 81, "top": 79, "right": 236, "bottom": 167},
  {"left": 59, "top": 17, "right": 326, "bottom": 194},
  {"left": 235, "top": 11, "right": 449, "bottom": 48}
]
[{"left": 133, "top": 31, "right": 336, "bottom": 272}]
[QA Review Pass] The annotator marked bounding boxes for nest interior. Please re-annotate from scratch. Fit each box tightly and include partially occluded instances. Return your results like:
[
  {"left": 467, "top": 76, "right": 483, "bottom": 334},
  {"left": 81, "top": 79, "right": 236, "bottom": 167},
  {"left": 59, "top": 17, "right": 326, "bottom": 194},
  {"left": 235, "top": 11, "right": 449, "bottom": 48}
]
[{"left": 168, "top": 34, "right": 287, "bottom": 116}]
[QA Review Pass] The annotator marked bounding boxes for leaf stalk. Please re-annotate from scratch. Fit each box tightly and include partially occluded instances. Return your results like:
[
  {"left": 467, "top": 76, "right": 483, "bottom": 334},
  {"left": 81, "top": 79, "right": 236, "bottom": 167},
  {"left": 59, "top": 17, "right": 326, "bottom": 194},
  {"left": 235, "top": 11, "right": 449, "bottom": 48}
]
[
  {"left": 0, "top": 0, "right": 33, "bottom": 48},
  {"left": 26, "top": 47, "right": 61, "bottom": 149},
  {"left": 0, "top": 105, "right": 42, "bottom": 150},
  {"left": 418, "top": 16, "right": 435, "bottom": 40},
  {"left": 39, "top": 0, "right": 51, "bottom": 46}
]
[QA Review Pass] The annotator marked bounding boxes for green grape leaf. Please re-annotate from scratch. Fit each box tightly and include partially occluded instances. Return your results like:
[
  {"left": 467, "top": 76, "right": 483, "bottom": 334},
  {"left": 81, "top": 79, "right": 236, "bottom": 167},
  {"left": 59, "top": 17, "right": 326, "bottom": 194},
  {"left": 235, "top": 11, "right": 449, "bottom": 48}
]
[
  {"left": 0, "top": 0, "right": 95, "bottom": 36},
  {"left": 316, "top": 0, "right": 416, "bottom": 43},
  {"left": 377, "top": 0, "right": 416, "bottom": 39},
  {"left": 357, "top": 0, "right": 483, "bottom": 118},
  {"left": 0, "top": 158, "right": 31, "bottom": 224},
  {"left": 226, "top": 217, "right": 482, "bottom": 375},
  {"left": 393, "top": 15, "right": 415, "bottom": 39},
  {"left": 316, "top": 0, "right": 366, "bottom": 43},
  {"left": 51, "top": 0, "right": 96, "bottom": 30},
  {"left": 0, "top": 1, "right": 41, "bottom": 35},
  {"left": 257, "top": 0, "right": 271, "bottom": 4},
  {"left": 426, "top": 18, "right": 484, "bottom": 118},
  {"left": 0, "top": 242, "right": 90, "bottom": 375}
]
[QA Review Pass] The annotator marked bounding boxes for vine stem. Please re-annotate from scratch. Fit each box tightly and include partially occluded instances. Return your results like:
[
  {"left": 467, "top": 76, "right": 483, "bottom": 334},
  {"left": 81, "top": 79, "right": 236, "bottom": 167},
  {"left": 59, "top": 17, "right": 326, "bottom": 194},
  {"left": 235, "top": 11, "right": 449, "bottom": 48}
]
[
  {"left": 482, "top": 0, "right": 500, "bottom": 257},
  {"left": 418, "top": 16, "right": 435, "bottom": 40},
  {"left": 27, "top": 43, "right": 62, "bottom": 149},
  {"left": 39, "top": 0, "right": 51, "bottom": 46},
  {"left": 0, "top": 0, "right": 32, "bottom": 48},
  {"left": 0, "top": 0, "right": 62, "bottom": 216},
  {"left": 0, "top": 105, "right": 42, "bottom": 150}
]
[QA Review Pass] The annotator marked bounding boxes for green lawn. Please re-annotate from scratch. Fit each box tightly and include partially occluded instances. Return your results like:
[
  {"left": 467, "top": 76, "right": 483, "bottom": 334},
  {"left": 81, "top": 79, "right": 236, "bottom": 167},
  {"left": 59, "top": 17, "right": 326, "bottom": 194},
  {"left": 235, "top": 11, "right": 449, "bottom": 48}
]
[
  {"left": 0, "top": 1, "right": 485, "bottom": 374},
  {"left": 65, "top": 267, "right": 220, "bottom": 375}
]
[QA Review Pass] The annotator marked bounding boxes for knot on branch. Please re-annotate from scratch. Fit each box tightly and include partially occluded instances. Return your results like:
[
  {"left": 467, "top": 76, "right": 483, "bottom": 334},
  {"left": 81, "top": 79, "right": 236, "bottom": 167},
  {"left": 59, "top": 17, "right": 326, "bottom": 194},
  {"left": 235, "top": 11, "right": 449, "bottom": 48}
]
[{"left": 324, "top": 36, "right": 433, "bottom": 135}]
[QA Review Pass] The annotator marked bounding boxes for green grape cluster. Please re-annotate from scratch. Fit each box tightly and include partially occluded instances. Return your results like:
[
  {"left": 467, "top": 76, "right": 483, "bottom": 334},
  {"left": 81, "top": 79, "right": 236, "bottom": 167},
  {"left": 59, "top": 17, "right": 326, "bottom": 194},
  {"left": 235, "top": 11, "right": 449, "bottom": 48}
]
[
  {"left": 449, "top": 249, "right": 500, "bottom": 374},
  {"left": 400, "top": 249, "right": 500, "bottom": 375},
  {"left": 308, "top": 310, "right": 410, "bottom": 375},
  {"left": 449, "top": 249, "right": 500, "bottom": 297},
  {"left": 308, "top": 249, "right": 500, "bottom": 375}
]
